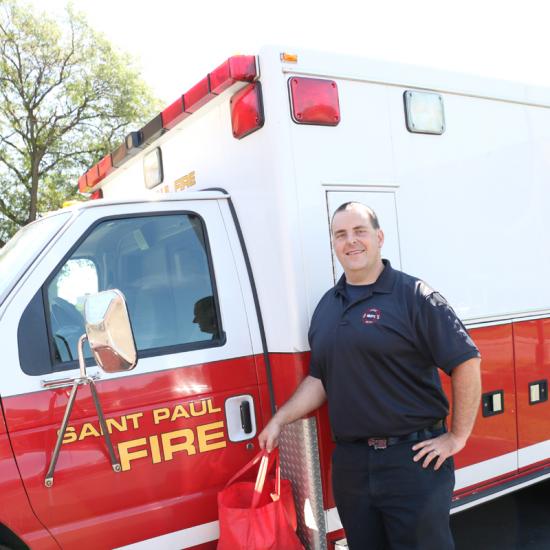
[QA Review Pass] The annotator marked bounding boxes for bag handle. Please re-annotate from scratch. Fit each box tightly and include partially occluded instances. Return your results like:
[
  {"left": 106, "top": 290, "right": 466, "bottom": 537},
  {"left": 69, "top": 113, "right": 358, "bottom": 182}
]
[
  {"left": 251, "top": 449, "right": 281, "bottom": 508},
  {"left": 223, "top": 449, "right": 282, "bottom": 508},
  {"left": 223, "top": 449, "right": 267, "bottom": 489}
]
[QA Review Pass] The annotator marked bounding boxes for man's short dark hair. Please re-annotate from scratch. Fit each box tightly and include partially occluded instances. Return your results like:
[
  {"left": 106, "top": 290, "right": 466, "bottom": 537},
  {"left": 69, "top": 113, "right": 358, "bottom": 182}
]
[{"left": 331, "top": 202, "right": 380, "bottom": 229}]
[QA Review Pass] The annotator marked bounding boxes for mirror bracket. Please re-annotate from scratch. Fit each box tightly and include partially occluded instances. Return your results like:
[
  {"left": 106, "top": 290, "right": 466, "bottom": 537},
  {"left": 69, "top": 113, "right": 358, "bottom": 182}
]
[{"left": 44, "top": 335, "right": 121, "bottom": 487}]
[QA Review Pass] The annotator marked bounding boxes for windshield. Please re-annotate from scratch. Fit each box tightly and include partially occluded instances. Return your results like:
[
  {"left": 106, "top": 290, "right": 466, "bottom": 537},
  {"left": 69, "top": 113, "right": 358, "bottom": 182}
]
[{"left": 0, "top": 212, "right": 71, "bottom": 305}]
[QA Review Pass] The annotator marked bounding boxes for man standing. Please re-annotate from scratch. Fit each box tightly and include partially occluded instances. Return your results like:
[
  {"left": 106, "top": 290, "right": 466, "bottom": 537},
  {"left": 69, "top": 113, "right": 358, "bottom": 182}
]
[{"left": 258, "top": 202, "right": 481, "bottom": 549}]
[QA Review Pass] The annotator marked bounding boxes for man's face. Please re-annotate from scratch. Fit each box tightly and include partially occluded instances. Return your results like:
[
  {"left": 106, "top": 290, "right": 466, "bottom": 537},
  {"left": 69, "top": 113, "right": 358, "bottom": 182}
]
[
  {"left": 193, "top": 298, "right": 216, "bottom": 334},
  {"left": 331, "top": 207, "right": 384, "bottom": 279}
]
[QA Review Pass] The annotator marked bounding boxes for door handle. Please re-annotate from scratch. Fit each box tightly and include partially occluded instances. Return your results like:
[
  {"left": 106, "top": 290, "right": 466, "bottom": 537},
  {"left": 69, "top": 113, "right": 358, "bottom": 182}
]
[
  {"left": 225, "top": 394, "right": 256, "bottom": 441},
  {"left": 240, "top": 401, "right": 253, "bottom": 434}
]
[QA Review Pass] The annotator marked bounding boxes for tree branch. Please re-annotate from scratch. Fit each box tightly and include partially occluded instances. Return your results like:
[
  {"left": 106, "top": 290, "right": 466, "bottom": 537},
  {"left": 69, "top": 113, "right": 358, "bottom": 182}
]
[{"left": 0, "top": 195, "right": 26, "bottom": 225}]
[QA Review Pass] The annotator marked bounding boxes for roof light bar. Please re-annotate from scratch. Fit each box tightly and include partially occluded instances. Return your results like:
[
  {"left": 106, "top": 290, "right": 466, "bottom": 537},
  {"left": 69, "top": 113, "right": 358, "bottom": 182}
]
[
  {"left": 78, "top": 174, "right": 89, "bottom": 193},
  {"left": 112, "top": 131, "right": 143, "bottom": 168},
  {"left": 85, "top": 165, "right": 100, "bottom": 188},
  {"left": 209, "top": 55, "right": 257, "bottom": 94},
  {"left": 161, "top": 96, "right": 188, "bottom": 129},
  {"left": 97, "top": 155, "right": 114, "bottom": 179},
  {"left": 183, "top": 77, "right": 215, "bottom": 114},
  {"left": 141, "top": 114, "right": 166, "bottom": 146},
  {"left": 77, "top": 54, "right": 259, "bottom": 195}
]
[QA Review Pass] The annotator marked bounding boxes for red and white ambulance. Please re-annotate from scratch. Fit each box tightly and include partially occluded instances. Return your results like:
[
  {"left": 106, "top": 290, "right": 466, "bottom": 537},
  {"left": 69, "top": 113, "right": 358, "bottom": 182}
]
[{"left": 1, "top": 45, "right": 550, "bottom": 549}]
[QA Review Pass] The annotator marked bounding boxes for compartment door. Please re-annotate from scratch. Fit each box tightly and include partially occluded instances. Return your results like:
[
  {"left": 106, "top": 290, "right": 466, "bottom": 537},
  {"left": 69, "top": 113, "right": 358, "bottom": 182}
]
[{"left": 514, "top": 319, "right": 550, "bottom": 471}]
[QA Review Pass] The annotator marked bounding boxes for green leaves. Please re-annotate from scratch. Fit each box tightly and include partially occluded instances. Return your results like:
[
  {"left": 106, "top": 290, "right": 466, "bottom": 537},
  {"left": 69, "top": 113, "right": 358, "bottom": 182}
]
[{"left": 0, "top": 0, "right": 159, "bottom": 244}]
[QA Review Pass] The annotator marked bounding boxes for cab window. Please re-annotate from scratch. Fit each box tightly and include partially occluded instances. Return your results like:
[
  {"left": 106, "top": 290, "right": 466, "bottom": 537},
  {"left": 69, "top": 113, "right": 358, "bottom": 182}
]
[{"left": 45, "top": 213, "right": 222, "bottom": 369}]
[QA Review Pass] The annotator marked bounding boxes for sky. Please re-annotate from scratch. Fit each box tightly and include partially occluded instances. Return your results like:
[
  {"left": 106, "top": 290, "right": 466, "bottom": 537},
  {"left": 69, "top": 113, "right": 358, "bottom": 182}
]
[{"left": 29, "top": 0, "right": 550, "bottom": 106}]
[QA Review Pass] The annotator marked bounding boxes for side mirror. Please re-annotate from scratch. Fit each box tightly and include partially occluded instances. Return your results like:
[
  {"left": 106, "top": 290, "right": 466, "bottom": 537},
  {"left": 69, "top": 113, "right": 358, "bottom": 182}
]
[
  {"left": 45, "top": 289, "right": 136, "bottom": 486},
  {"left": 84, "top": 289, "right": 137, "bottom": 373}
]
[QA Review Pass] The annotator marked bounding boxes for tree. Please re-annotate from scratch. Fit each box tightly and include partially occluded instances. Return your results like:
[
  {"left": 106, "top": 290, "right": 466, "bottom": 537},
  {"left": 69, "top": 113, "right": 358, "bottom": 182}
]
[{"left": 0, "top": 0, "right": 159, "bottom": 246}]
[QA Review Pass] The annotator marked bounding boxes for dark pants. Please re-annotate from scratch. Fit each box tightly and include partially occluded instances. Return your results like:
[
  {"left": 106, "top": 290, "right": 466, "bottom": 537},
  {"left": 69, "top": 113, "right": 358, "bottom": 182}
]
[{"left": 332, "top": 437, "right": 455, "bottom": 550}]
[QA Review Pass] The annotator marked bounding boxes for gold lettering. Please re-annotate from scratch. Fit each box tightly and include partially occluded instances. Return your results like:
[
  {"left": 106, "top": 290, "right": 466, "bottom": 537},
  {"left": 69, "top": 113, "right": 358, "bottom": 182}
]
[
  {"left": 174, "top": 171, "right": 196, "bottom": 192},
  {"left": 125, "top": 412, "right": 143, "bottom": 429},
  {"left": 207, "top": 399, "right": 222, "bottom": 414},
  {"left": 153, "top": 408, "right": 170, "bottom": 425},
  {"left": 171, "top": 404, "right": 190, "bottom": 421},
  {"left": 79, "top": 423, "right": 101, "bottom": 440},
  {"left": 106, "top": 416, "right": 128, "bottom": 433},
  {"left": 189, "top": 400, "right": 207, "bottom": 417},
  {"left": 118, "top": 438, "right": 148, "bottom": 472},
  {"left": 150, "top": 435, "right": 162, "bottom": 464},
  {"left": 62, "top": 426, "right": 77, "bottom": 444},
  {"left": 162, "top": 429, "right": 196, "bottom": 460},
  {"left": 197, "top": 421, "right": 226, "bottom": 453}
]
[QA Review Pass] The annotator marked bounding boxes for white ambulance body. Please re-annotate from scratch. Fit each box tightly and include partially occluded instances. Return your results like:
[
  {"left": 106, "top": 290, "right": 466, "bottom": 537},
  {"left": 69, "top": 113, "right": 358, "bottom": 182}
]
[{"left": 1, "top": 45, "right": 550, "bottom": 549}]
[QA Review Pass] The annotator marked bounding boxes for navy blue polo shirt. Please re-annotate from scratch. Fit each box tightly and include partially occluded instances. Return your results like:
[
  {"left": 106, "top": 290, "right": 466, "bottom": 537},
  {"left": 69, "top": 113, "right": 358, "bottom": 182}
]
[{"left": 308, "top": 260, "right": 480, "bottom": 439}]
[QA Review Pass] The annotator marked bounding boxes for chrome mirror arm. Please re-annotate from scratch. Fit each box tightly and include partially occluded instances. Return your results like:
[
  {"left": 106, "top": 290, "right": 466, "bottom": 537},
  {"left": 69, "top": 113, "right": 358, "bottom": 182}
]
[
  {"left": 44, "top": 377, "right": 81, "bottom": 488},
  {"left": 44, "top": 335, "right": 121, "bottom": 488},
  {"left": 78, "top": 333, "right": 87, "bottom": 378}
]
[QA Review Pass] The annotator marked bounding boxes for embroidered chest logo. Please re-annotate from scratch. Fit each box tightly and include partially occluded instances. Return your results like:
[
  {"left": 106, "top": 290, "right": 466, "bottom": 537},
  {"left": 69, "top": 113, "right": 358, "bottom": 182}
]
[{"left": 362, "top": 308, "right": 381, "bottom": 325}]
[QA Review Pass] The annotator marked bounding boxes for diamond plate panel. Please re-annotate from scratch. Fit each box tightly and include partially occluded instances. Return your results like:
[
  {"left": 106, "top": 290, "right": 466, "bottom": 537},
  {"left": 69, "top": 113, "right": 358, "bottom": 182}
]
[{"left": 280, "top": 417, "right": 326, "bottom": 550}]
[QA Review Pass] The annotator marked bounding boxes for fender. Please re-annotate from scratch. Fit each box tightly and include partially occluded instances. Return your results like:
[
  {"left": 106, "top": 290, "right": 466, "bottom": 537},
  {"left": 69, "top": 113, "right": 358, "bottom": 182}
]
[{"left": 0, "top": 400, "right": 59, "bottom": 550}]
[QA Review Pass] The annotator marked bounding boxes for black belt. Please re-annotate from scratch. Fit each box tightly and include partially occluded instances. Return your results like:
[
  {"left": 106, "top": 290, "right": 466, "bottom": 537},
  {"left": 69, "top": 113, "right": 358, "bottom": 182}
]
[{"left": 339, "top": 420, "right": 445, "bottom": 450}]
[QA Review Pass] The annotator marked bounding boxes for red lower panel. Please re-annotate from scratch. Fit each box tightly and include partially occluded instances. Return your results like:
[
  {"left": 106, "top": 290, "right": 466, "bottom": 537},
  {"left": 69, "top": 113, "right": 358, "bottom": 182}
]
[
  {"left": 514, "top": 319, "right": 550, "bottom": 461},
  {"left": 268, "top": 352, "right": 310, "bottom": 406},
  {"left": 3, "top": 356, "right": 262, "bottom": 550},
  {"left": 0, "top": 410, "right": 58, "bottom": 550},
  {"left": 448, "top": 324, "right": 517, "bottom": 470},
  {"left": 5, "top": 356, "right": 258, "bottom": 433},
  {"left": 3, "top": 318, "right": 549, "bottom": 547}
]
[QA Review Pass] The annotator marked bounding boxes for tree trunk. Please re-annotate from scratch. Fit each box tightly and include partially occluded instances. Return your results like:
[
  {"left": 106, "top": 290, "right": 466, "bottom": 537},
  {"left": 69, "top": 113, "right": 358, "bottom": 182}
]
[{"left": 28, "top": 154, "right": 40, "bottom": 223}]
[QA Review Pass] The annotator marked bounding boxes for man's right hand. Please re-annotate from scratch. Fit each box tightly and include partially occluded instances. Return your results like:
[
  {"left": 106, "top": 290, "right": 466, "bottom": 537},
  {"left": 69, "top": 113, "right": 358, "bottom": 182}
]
[
  {"left": 257, "top": 376, "right": 327, "bottom": 452},
  {"left": 258, "top": 418, "right": 283, "bottom": 452}
]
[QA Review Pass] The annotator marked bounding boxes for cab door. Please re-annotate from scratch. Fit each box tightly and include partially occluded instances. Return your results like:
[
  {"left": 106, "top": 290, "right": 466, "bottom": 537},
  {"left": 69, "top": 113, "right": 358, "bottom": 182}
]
[{"left": 0, "top": 198, "right": 261, "bottom": 549}]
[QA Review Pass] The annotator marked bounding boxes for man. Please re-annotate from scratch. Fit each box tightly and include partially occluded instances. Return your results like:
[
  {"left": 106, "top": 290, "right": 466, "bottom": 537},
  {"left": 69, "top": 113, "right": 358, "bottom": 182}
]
[
  {"left": 258, "top": 202, "right": 481, "bottom": 549},
  {"left": 193, "top": 296, "right": 218, "bottom": 338}
]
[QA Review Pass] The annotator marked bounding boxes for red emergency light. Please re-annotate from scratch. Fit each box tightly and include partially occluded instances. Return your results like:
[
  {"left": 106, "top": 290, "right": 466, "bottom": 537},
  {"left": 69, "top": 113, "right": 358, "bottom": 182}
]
[
  {"left": 78, "top": 174, "right": 89, "bottom": 193},
  {"left": 230, "top": 82, "right": 264, "bottom": 140},
  {"left": 97, "top": 154, "right": 114, "bottom": 179},
  {"left": 184, "top": 77, "right": 215, "bottom": 114},
  {"left": 161, "top": 97, "right": 189, "bottom": 129},
  {"left": 289, "top": 77, "right": 340, "bottom": 126},
  {"left": 77, "top": 54, "right": 259, "bottom": 196},
  {"left": 85, "top": 165, "right": 100, "bottom": 188},
  {"left": 209, "top": 56, "right": 257, "bottom": 95}
]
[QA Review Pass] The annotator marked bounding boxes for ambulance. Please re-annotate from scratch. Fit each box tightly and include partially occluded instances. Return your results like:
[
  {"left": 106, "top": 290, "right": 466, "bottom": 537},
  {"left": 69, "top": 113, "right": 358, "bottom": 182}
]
[{"left": 1, "top": 45, "right": 550, "bottom": 549}]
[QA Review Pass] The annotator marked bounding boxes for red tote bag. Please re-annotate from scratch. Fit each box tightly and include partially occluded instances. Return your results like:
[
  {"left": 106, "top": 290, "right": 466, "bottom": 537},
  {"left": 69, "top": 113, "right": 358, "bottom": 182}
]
[{"left": 217, "top": 449, "right": 304, "bottom": 550}]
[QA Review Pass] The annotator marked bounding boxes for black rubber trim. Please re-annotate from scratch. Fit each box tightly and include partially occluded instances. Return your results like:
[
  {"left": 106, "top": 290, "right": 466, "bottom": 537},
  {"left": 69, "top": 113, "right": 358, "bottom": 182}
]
[
  {"left": 452, "top": 463, "right": 550, "bottom": 511},
  {"left": 0, "top": 521, "right": 30, "bottom": 550},
  {"left": 204, "top": 187, "right": 276, "bottom": 415}
]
